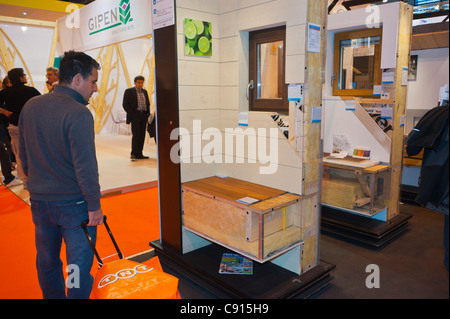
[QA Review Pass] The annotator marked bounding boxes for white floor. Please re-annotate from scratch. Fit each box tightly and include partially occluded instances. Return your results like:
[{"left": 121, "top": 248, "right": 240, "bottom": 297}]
[{"left": 7, "top": 133, "right": 159, "bottom": 204}]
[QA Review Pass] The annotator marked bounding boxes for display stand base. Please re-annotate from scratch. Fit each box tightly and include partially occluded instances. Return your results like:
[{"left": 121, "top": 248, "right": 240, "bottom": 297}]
[
  {"left": 321, "top": 206, "right": 411, "bottom": 247},
  {"left": 150, "top": 240, "right": 335, "bottom": 299},
  {"left": 400, "top": 185, "right": 419, "bottom": 205}
]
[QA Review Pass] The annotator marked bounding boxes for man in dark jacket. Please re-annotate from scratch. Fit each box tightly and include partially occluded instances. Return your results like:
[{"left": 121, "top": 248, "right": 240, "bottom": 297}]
[
  {"left": 0, "top": 107, "right": 17, "bottom": 186},
  {"left": 19, "top": 51, "right": 104, "bottom": 298},
  {"left": 406, "top": 104, "right": 449, "bottom": 271},
  {"left": 0, "top": 68, "right": 40, "bottom": 187},
  {"left": 122, "top": 76, "right": 150, "bottom": 160}
]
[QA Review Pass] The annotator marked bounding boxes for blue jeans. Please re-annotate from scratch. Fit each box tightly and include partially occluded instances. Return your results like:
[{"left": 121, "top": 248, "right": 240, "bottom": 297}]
[{"left": 31, "top": 199, "right": 97, "bottom": 299}]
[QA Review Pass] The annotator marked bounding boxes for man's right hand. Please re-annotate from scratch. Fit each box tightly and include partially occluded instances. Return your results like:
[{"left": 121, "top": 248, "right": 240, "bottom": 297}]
[{"left": 87, "top": 208, "right": 104, "bottom": 226}]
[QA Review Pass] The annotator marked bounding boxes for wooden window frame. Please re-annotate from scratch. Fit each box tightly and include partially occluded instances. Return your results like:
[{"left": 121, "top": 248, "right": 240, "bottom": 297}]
[
  {"left": 333, "top": 27, "right": 383, "bottom": 97},
  {"left": 249, "top": 26, "right": 289, "bottom": 113}
]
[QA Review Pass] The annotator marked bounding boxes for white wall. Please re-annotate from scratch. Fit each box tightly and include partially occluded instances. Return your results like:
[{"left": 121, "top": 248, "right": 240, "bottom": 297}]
[
  {"left": 406, "top": 48, "right": 449, "bottom": 110},
  {"left": 0, "top": 23, "right": 54, "bottom": 94},
  {"left": 176, "top": 0, "right": 309, "bottom": 194}
]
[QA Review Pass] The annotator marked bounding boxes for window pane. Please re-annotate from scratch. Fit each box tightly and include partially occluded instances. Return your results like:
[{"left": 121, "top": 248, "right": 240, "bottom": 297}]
[
  {"left": 338, "top": 36, "right": 380, "bottom": 90},
  {"left": 257, "top": 41, "right": 284, "bottom": 99}
]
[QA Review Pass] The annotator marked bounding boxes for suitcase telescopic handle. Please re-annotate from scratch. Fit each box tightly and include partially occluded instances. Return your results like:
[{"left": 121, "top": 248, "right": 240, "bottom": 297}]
[{"left": 81, "top": 215, "right": 124, "bottom": 267}]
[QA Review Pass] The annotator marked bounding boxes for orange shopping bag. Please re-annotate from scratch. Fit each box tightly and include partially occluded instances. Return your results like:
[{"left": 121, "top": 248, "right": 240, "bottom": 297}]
[
  {"left": 82, "top": 216, "right": 181, "bottom": 299},
  {"left": 92, "top": 257, "right": 181, "bottom": 299}
]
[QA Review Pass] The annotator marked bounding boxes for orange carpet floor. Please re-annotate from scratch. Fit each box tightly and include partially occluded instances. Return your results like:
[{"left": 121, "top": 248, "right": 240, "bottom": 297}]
[{"left": 0, "top": 186, "right": 160, "bottom": 299}]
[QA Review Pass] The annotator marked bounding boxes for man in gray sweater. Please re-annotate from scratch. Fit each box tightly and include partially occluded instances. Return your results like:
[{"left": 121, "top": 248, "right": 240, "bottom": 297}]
[{"left": 19, "top": 51, "right": 103, "bottom": 299}]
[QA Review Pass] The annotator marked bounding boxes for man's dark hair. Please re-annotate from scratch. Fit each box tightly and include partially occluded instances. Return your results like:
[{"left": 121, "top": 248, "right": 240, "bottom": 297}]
[
  {"left": 134, "top": 75, "right": 145, "bottom": 83},
  {"left": 7, "top": 68, "right": 25, "bottom": 85},
  {"left": 59, "top": 50, "right": 100, "bottom": 85}
]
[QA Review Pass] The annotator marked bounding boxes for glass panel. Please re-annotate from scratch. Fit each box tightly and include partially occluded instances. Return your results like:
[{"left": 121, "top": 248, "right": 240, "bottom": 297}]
[
  {"left": 257, "top": 41, "right": 283, "bottom": 99},
  {"left": 338, "top": 36, "right": 380, "bottom": 90}
]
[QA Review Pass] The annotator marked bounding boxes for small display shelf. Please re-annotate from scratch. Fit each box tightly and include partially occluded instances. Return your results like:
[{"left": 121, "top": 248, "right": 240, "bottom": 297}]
[
  {"left": 322, "top": 154, "right": 390, "bottom": 218},
  {"left": 182, "top": 176, "right": 303, "bottom": 263}
]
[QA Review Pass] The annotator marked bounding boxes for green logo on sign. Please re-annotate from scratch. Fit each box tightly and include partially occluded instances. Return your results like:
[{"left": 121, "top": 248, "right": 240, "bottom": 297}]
[
  {"left": 88, "top": 0, "right": 133, "bottom": 35},
  {"left": 119, "top": 0, "right": 132, "bottom": 25}
]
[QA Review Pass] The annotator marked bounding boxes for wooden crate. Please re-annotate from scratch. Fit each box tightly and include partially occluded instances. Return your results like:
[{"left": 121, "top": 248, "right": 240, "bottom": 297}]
[
  {"left": 182, "top": 176, "right": 302, "bottom": 262},
  {"left": 321, "top": 177, "right": 364, "bottom": 210}
]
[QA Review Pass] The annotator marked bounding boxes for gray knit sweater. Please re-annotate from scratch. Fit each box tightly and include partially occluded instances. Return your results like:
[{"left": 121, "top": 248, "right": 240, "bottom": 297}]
[{"left": 19, "top": 85, "right": 101, "bottom": 211}]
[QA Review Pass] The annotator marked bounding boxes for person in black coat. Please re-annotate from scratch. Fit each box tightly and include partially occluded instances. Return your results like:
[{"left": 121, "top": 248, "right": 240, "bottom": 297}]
[
  {"left": 122, "top": 76, "right": 150, "bottom": 160},
  {"left": 0, "top": 68, "right": 41, "bottom": 187},
  {"left": 406, "top": 104, "right": 449, "bottom": 271}
]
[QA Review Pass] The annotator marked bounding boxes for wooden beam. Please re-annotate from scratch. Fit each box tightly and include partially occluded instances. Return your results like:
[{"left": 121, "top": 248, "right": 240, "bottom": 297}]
[
  {"left": 388, "top": 2, "right": 413, "bottom": 219},
  {"left": 0, "top": 15, "right": 56, "bottom": 27},
  {"left": 301, "top": 0, "right": 328, "bottom": 273},
  {"left": 154, "top": 19, "right": 182, "bottom": 252}
]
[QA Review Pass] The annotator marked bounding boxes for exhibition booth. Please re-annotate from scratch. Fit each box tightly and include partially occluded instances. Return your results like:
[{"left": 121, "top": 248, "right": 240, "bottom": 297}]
[{"left": 0, "top": 0, "right": 448, "bottom": 299}]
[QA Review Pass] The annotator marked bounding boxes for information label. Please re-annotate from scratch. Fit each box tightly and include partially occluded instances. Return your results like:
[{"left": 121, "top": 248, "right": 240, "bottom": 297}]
[{"left": 151, "top": 0, "right": 175, "bottom": 30}]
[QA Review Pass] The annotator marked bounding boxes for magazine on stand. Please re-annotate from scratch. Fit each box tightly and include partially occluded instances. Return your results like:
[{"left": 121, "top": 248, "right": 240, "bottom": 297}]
[{"left": 219, "top": 253, "right": 253, "bottom": 275}]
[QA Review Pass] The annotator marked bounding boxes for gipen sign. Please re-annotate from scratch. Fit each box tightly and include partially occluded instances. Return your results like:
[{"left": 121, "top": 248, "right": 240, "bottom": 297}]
[
  {"left": 88, "top": 0, "right": 133, "bottom": 35},
  {"left": 58, "top": 0, "right": 153, "bottom": 52}
]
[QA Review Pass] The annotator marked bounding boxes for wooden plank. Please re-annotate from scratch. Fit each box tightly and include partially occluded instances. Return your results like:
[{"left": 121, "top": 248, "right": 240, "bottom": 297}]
[
  {"left": 303, "top": 0, "right": 327, "bottom": 194},
  {"left": 250, "top": 193, "right": 301, "bottom": 213},
  {"left": 0, "top": 25, "right": 14, "bottom": 70},
  {"left": 355, "top": 172, "right": 371, "bottom": 197},
  {"left": 183, "top": 176, "right": 286, "bottom": 202},
  {"left": 363, "top": 164, "right": 389, "bottom": 174},
  {"left": 388, "top": 2, "right": 413, "bottom": 220},
  {"left": 299, "top": 0, "right": 327, "bottom": 272},
  {"left": 323, "top": 157, "right": 381, "bottom": 169},
  {"left": 355, "top": 197, "right": 371, "bottom": 207},
  {"left": 355, "top": 98, "right": 394, "bottom": 105},
  {"left": 0, "top": 15, "right": 56, "bottom": 27}
]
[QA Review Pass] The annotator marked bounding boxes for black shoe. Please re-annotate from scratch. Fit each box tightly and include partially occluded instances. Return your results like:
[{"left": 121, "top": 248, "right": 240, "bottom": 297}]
[
  {"left": 130, "top": 155, "right": 137, "bottom": 161},
  {"left": 136, "top": 155, "right": 149, "bottom": 159},
  {"left": 3, "top": 176, "right": 15, "bottom": 185}
]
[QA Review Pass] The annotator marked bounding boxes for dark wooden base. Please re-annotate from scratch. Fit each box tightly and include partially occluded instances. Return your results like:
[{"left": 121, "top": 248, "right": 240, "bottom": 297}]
[
  {"left": 321, "top": 205, "right": 411, "bottom": 247},
  {"left": 150, "top": 240, "right": 335, "bottom": 299},
  {"left": 400, "top": 184, "right": 420, "bottom": 205}
]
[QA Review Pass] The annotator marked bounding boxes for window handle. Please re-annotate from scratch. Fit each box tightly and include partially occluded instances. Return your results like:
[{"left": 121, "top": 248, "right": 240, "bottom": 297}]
[
  {"left": 331, "top": 73, "right": 337, "bottom": 87},
  {"left": 246, "top": 80, "right": 254, "bottom": 101}
]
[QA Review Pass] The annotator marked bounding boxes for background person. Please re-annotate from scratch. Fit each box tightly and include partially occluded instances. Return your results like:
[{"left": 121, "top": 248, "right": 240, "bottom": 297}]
[
  {"left": 46, "top": 66, "right": 59, "bottom": 92},
  {"left": 1, "top": 76, "right": 15, "bottom": 170},
  {"left": 406, "top": 103, "right": 449, "bottom": 271},
  {"left": 122, "top": 75, "right": 150, "bottom": 160},
  {"left": 0, "top": 68, "right": 40, "bottom": 188},
  {"left": 19, "top": 50, "right": 104, "bottom": 299},
  {"left": 0, "top": 107, "right": 17, "bottom": 187}
]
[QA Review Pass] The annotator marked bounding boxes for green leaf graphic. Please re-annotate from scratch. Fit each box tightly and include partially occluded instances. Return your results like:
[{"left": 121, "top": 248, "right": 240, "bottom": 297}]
[{"left": 119, "top": 0, "right": 131, "bottom": 25}]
